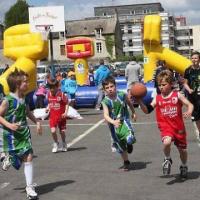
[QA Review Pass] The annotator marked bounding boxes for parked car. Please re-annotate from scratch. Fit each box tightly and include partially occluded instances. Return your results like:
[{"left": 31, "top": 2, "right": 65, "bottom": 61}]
[{"left": 114, "top": 62, "right": 128, "bottom": 76}]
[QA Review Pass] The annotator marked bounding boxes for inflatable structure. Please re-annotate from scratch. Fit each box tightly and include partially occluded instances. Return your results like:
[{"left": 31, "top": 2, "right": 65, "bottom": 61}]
[
  {"left": 143, "top": 15, "right": 191, "bottom": 82},
  {"left": 0, "top": 24, "right": 48, "bottom": 94},
  {"left": 66, "top": 37, "right": 94, "bottom": 85}
]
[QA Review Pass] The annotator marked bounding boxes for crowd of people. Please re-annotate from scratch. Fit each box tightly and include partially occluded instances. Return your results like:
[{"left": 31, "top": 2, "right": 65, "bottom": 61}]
[{"left": 0, "top": 53, "right": 200, "bottom": 199}]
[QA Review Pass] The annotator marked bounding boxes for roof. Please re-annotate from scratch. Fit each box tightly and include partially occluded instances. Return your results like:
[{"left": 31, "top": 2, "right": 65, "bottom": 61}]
[{"left": 65, "top": 16, "right": 117, "bottom": 37}]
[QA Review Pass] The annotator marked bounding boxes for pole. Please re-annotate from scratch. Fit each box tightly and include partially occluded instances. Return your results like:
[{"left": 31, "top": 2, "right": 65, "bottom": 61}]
[{"left": 49, "top": 30, "right": 55, "bottom": 78}]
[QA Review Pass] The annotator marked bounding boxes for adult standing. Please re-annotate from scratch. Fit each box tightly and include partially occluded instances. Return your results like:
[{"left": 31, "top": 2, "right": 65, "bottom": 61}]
[
  {"left": 125, "top": 57, "right": 141, "bottom": 99},
  {"left": 94, "top": 59, "right": 111, "bottom": 110},
  {"left": 183, "top": 51, "right": 200, "bottom": 139}
]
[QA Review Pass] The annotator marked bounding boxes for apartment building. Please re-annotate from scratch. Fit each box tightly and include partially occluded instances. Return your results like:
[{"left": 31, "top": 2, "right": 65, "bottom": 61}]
[
  {"left": 176, "top": 25, "right": 200, "bottom": 58},
  {"left": 94, "top": 3, "right": 176, "bottom": 56},
  {"left": 175, "top": 16, "right": 200, "bottom": 58}
]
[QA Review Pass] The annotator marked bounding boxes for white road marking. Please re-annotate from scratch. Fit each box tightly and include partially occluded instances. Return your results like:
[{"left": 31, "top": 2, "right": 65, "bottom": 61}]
[
  {"left": 67, "top": 119, "right": 105, "bottom": 148},
  {"left": 29, "top": 121, "right": 158, "bottom": 127},
  {"left": 0, "top": 182, "right": 10, "bottom": 189}
]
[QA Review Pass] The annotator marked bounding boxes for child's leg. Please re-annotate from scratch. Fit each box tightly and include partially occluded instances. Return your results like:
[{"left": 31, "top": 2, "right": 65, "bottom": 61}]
[
  {"left": 23, "top": 153, "right": 33, "bottom": 187},
  {"left": 162, "top": 136, "right": 172, "bottom": 158},
  {"left": 60, "top": 129, "right": 67, "bottom": 152},
  {"left": 178, "top": 148, "right": 187, "bottom": 165},
  {"left": 162, "top": 136, "right": 173, "bottom": 175},
  {"left": 51, "top": 127, "right": 59, "bottom": 153},
  {"left": 51, "top": 127, "right": 58, "bottom": 143},
  {"left": 121, "top": 151, "right": 130, "bottom": 171},
  {"left": 23, "top": 154, "right": 38, "bottom": 198},
  {"left": 178, "top": 148, "right": 188, "bottom": 178}
]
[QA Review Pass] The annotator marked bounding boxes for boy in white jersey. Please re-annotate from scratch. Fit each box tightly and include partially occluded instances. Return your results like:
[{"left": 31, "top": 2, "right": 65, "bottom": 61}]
[
  {"left": 0, "top": 69, "right": 42, "bottom": 199},
  {"left": 136, "top": 70, "right": 193, "bottom": 178}
]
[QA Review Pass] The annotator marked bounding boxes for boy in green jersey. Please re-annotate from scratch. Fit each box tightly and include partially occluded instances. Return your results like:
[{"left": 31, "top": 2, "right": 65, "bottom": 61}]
[
  {"left": 0, "top": 69, "right": 42, "bottom": 200},
  {"left": 101, "top": 76, "right": 136, "bottom": 171}
]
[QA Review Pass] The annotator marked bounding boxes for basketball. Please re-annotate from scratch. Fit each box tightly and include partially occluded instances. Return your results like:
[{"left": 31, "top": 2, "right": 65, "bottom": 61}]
[{"left": 130, "top": 83, "right": 147, "bottom": 98}]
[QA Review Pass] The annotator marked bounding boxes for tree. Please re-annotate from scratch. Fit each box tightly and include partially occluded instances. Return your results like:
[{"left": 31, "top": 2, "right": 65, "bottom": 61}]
[{"left": 4, "top": 0, "right": 29, "bottom": 28}]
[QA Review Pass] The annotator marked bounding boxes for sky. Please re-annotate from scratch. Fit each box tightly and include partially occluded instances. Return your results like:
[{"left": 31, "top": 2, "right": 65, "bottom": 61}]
[{"left": 0, "top": 0, "right": 200, "bottom": 25}]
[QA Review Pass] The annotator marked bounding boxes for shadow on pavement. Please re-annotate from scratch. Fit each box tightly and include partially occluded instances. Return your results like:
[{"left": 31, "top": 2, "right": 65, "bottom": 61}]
[
  {"left": 37, "top": 180, "right": 75, "bottom": 195},
  {"left": 119, "top": 161, "right": 152, "bottom": 171},
  {"left": 67, "top": 147, "right": 87, "bottom": 151},
  {"left": 14, "top": 180, "right": 75, "bottom": 195},
  {"left": 133, "top": 161, "right": 152, "bottom": 170},
  {"left": 161, "top": 171, "right": 200, "bottom": 185}
]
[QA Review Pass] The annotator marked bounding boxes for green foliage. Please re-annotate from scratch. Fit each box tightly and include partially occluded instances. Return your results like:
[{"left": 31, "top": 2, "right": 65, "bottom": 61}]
[
  {"left": 105, "top": 35, "right": 115, "bottom": 58},
  {"left": 4, "top": 0, "right": 29, "bottom": 28},
  {"left": 113, "top": 54, "right": 144, "bottom": 62}
]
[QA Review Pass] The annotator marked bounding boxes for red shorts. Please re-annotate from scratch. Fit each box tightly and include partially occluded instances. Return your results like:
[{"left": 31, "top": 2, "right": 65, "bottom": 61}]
[
  {"left": 49, "top": 117, "right": 67, "bottom": 131},
  {"left": 160, "top": 128, "right": 187, "bottom": 149}
]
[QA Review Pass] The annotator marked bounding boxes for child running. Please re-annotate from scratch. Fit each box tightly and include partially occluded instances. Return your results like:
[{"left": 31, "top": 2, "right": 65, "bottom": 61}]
[
  {"left": 46, "top": 79, "right": 69, "bottom": 153},
  {"left": 136, "top": 70, "right": 193, "bottom": 178},
  {"left": 0, "top": 69, "right": 42, "bottom": 200},
  {"left": 101, "top": 76, "right": 137, "bottom": 171}
]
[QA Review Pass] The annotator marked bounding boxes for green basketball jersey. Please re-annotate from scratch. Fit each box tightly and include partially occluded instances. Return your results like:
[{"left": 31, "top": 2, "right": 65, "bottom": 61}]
[
  {"left": 102, "top": 91, "right": 134, "bottom": 141},
  {"left": 0, "top": 93, "right": 32, "bottom": 155}
]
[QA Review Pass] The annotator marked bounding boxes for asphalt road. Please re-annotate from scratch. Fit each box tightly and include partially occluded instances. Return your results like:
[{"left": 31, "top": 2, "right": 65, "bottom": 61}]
[{"left": 1, "top": 108, "right": 200, "bottom": 200}]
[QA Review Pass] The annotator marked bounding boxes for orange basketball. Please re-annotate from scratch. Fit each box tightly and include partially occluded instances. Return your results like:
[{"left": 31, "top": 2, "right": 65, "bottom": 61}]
[{"left": 130, "top": 83, "right": 147, "bottom": 98}]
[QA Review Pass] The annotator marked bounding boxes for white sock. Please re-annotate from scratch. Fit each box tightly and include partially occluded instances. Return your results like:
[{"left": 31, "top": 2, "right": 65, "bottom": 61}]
[{"left": 24, "top": 162, "right": 33, "bottom": 187}]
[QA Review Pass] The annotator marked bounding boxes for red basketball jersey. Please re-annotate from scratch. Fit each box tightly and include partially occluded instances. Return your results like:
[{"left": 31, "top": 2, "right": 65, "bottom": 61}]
[
  {"left": 155, "top": 91, "right": 185, "bottom": 134},
  {"left": 48, "top": 90, "right": 68, "bottom": 119}
]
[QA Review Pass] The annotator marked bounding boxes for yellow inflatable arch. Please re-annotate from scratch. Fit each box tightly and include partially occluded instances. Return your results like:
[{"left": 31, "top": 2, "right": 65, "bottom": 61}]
[
  {"left": 0, "top": 24, "right": 48, "bottom": 94},
  {"left": 143, "top": 15, "right": 192, "bottom": 82}
]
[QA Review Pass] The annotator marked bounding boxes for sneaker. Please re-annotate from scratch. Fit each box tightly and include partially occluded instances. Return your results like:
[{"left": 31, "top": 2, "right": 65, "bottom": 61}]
[
  {"left": 95, "top": 107, "right": 100, "bottom": 111},
  {"left": 180, "top": 165, "right": 188, "bottom": 179},
  {"left": 2, "top": 154, "right": 11, "bottom": 171},
  {"left": 61, "top": 142, "right": 68, "bottom": 152},
  {"left": 127, "top": 144, "right": 133, "bottom": 154},
  {"left": 111, "top": 143, "right": 117, "bottom": 153},
  {"left": 162, "top": 158, "right": 173, "bottom": 175},
  {"left": 26, "top": 185, "right": 38, "bottom": 200},
  {"left": 123, "top": 160, "right": 131, "bottom": 171},
  {"left": 52, "top": 142, "right": 59, "bottom": 153}
]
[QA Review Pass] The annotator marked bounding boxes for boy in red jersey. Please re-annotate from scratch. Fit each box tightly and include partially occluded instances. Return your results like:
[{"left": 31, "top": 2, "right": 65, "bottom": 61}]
[
  {"left": 46, "top": 79, "right": 69, "bottom": 153},
  {"left": 136, "top": 70, "right": 193, "bottom": 178}
]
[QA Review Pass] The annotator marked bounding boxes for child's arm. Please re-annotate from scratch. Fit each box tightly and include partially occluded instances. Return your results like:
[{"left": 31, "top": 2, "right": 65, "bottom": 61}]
[
  {"left": 26, "top": 106, "right": 42, "bottom": 135},
  {"left": 178, "top": 92, "right": 194, "bottom": 118},
  {"left": 0, "top": 100, "right": 20, "bottom": 131},
  {"left": 61, "top": 93, "right": 69, "bottom": 118},
  {"left": 125, "top": 95, "right": 136, "bottom": 121},
  {"left": 137, "top": 98, "right": 156, "bottom": 114},
  {"left": 102, "top": 103, "right": 121, "bottom": 128},
  {"left": 183, "top": 79, "right": 194, "bottom": 94}
]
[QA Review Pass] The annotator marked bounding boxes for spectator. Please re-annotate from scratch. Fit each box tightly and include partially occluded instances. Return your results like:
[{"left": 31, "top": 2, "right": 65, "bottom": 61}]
[
  {"left": 3, "top": 64, "right": 9, "bottom": 73},
  {"left": 64, "top": 74, "right": 78, "bottom": 108},
  {"left": 35, "top": 83, "right": 47, "bottom": 108},
  {"left": 88, "top": 67, "right": 95, "bottom": 86},
  {"left": 94, "top": 59, "right": 111, "bottom": 110},
  {"left": 125, "top": 57, "right": 141, "bottom": 100},
  {"left": 183, "top": 51, "right": 200, "bottom": 140}
]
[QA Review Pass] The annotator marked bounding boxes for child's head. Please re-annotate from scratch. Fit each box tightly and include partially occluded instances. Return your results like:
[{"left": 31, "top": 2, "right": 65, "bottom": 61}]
[
  {"left": 48, "top": 79, "right": 59, "bottom": 94},
  {"left": 102, "top": 76, "right": 116, "bottom": 97},
  {"left": 62, "top": 72, "right": 67, "bottom": 79},
  {"left": 191, "top": 51, "right": 200, "bottom": 66},
  {"left": 7, "top": 68, "right": 28, "bottom": 93},
  {"left": 156, "top": 70, "right": 173, "bottom": 95}
]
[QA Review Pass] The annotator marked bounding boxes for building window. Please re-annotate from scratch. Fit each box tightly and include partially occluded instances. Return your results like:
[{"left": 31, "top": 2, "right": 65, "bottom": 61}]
[
  {"left": 60, "top": 45, "right": 65, "bottom": 55},
  {"left": 128, "top": 29, "right": 132, "bottom": 34},
  {"left": 129, "top": 40, "right": 133, "bottom": 46},
  {"left": 96, "top": 42, "right": 102, "bottom": 53},
  {"left": 95, "top": 28, "right": 103, "bottom": 38},
  {"left": 59, "top": 32, "right": 65, "bottom": 40}
]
